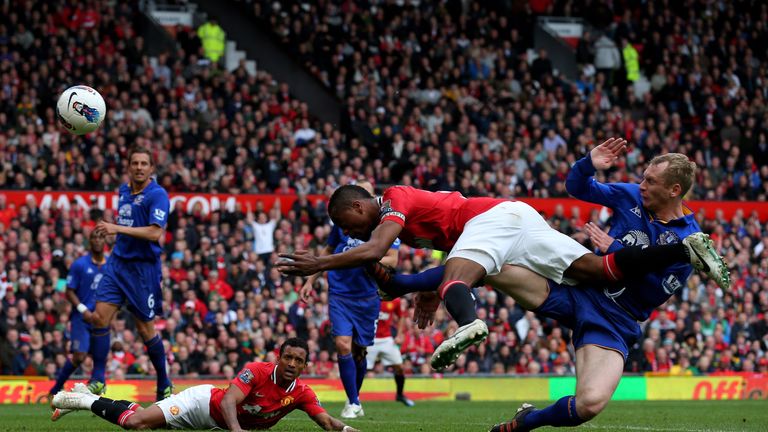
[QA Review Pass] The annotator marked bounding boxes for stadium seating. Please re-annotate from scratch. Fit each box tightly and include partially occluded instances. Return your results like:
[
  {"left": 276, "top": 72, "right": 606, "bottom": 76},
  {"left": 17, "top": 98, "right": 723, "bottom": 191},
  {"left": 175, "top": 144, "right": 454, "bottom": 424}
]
[{"left": 0, "top": 0, "right": 766, "bottom": 380}]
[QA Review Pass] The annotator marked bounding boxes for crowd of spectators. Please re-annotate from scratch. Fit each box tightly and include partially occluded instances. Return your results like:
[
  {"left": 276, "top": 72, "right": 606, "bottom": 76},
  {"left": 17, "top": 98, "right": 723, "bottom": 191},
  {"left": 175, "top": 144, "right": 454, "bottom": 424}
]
[{"left": 0, "top": 0, "right": 767, "bottom": 383}]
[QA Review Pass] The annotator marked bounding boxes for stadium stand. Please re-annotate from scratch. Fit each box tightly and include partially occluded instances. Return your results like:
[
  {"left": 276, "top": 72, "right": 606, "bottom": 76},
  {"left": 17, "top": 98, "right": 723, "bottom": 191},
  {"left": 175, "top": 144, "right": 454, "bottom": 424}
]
[{"left": 0, "top": 0, "right": 766, "bottom": 382}]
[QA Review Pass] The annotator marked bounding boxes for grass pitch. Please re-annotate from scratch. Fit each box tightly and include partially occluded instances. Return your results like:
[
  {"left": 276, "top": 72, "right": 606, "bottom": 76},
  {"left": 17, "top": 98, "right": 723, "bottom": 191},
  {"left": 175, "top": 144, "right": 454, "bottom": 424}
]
[{"left": 2, "top": 400, "right": 766, "bottom": 431}]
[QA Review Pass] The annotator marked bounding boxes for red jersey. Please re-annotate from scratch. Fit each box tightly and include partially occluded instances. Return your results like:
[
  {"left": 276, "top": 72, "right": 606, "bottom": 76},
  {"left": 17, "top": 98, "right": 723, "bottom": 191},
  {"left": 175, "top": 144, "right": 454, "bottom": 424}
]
[
  {"left": 209, "top": 362, "right": 325, "bottom": 430},
  {"left": 379, "top": 187, "right": 506, "bottom": 251},
  {"left": 375, "top": 298, "right": 403, "bottom": 339}
]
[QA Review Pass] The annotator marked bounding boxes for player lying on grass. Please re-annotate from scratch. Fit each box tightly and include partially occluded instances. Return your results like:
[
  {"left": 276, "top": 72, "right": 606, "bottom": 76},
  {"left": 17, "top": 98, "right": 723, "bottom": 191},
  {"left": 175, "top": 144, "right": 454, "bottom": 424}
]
[
  {"left": 52, "top": 338, "right": 359, "bottom": 432},
  {"left": 277, "top": 137, "right": 729, "bottom": 371}
]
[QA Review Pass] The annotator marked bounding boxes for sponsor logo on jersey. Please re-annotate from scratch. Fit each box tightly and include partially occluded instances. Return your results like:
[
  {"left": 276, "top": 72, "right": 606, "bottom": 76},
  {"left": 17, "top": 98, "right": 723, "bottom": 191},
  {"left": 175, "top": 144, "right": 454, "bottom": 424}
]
[
  {"left": 239, "top": 369, "right": 254, "bottom": 384},
  {"left": 657, "top": 230, "right": 681, "bottom": 245},
  {"left": 117, "top": 204, "right": 133, "bottom": 226},
  {"left": 619, "top": 230, "right": 650, "bottom": 247}
]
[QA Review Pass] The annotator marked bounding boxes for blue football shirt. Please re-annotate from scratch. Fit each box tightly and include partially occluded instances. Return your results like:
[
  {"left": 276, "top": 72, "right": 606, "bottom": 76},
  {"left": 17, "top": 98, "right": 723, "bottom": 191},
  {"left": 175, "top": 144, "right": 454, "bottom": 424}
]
[
  {"left": 326, "top": 225, "right": 400, "bottom": 298},
  {"left": 66, "top": 254, "right": 105, "bottom": 312},
  {"left": 112, "top": 180, "right": 169, "bottom": 261}
]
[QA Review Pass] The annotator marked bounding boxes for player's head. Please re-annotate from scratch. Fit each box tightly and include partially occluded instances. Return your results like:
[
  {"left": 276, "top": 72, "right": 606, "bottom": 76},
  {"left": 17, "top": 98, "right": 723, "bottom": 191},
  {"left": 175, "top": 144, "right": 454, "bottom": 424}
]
[
  {"left": 641, "top": 153, "right": 696, "bottom": 211},
  {"left": 277, "top": 338, "right": 309, "bottom": 382},
  {"left": 89, "top": 230, "right": 105, "bottom": 255},
  {"left": 327, "top": 184, "right": 378, "bottom": 240},
  {"left": 127, "top": 145, "right": 154, "bottom": 184}
]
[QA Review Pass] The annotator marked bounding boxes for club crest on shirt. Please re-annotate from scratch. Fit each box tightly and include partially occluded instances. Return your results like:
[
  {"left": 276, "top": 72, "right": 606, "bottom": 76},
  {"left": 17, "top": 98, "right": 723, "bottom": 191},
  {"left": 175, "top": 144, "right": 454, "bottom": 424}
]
[
  {"left": 619, "top": 230, "right": 650, "bottom": 247},
  {"left": 239, "top": 369, "right": 254, "bottom": 384},
  {"left": 281, "top": 396, "right": 294, "bottom": 406},
  {"left": 657, "top": 230, "right": 681, "bottom": 245},
  {"left": 169, "top": 406, "right": 180, "bottom": 416},
  {"left": 133, "top": 194, "right": 144, "bottom": 205}
]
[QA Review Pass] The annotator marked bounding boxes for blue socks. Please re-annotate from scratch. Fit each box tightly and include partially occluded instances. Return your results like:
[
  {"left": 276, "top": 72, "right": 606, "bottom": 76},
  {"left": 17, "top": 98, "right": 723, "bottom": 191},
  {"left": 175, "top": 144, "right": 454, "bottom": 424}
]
[
  {"left": 355, "top": 356, "right": 367, "bottom": 394},
  {"left": 145, "top": 335, "right": 171, "bottom": 391},
  {"left": 338, "top": 353, "right": 360, "bottom": 405},
  {"left": 525, "top": 396, "right": 584, "bottom": 428},
  {"left": 50, "top": 359, "right": 77, "bottom": 394},
  {"left": 91, "top": 327, "right": 110, "bottom": 384},
  {"left": 386, "top": 266, "right": 446, "bottom": 297}
]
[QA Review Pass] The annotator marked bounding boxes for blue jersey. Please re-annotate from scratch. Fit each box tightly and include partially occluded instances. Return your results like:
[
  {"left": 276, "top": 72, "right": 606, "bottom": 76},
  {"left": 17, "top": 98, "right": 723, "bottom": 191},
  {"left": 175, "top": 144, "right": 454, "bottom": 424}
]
[
  {"left": 566, "top": 155, "right": 699, "bottom": 321},
  {"left": 112, "top": 180, "right": 169, "bottom": 261},
  {"left": 326, "top": 225, "right": 400, "bottom": 298},
  {"left": 66, "top": 254, "right": 105, "bottom": 313}
]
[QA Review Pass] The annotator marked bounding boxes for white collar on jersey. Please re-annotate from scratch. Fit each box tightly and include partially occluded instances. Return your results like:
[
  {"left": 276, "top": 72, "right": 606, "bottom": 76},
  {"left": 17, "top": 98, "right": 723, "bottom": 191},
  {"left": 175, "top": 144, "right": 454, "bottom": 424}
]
[
  {"left": 376, "top": 196, "right": 382, "bottom": 206},
  {"left": 271, "top": 363, "right": 297, "bottom": 393}
]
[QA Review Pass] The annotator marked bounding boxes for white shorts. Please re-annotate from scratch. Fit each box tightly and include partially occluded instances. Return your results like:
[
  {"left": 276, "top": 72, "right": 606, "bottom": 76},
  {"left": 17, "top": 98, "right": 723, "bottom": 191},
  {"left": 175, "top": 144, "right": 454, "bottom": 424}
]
[
  {"left": 366, "top": 337, "right": 403, "bottom": 369},
  {"left": 447, "top": 201, "right": 590, "bottom": 285},
  {"left": 155, "top": 384, "right": 219, "bottom": 430}
]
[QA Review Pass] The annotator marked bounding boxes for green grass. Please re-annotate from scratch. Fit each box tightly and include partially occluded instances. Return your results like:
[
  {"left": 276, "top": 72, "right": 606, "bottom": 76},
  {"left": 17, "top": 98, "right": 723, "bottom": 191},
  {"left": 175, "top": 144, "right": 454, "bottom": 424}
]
[{"left": 3, "top": 400, "right": 767, "bottom": 431}]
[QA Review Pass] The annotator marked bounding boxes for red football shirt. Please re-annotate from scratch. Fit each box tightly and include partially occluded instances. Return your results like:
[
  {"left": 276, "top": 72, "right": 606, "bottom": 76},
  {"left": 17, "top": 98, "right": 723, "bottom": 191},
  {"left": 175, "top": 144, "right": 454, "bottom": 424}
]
[
  {"left": 375, "top": 298, "right": 403, "bottom": 339},
  {"left": 379, "top": 186, "right": 506, "bottom": 251},
  {"left": 209, "top": 362, "right": 325, "bottom": 430}
]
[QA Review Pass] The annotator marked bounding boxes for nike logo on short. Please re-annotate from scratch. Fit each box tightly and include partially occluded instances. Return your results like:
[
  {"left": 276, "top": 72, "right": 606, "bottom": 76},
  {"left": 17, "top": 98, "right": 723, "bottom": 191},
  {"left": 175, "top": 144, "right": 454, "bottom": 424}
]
[{"left": 254, "top": 392, "right": 265, "bottom": 397}]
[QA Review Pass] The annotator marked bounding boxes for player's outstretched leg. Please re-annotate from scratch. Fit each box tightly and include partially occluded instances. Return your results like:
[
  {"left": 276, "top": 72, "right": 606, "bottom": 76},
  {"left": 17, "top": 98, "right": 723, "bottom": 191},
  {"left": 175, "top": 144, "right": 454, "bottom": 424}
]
[
  {"left": 366, "top": 262, "right": 445, "bottom": 300},
  {"left": 570, "top": 233, "right": 730, "bottom": 290},
  {"left": 52, "top": 389, "right": 142, "bottom": 427}
]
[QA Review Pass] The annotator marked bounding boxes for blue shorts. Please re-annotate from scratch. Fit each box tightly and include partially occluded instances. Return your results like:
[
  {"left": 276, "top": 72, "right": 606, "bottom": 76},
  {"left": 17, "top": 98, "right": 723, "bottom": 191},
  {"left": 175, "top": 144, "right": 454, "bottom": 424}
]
[
  {"left": 70, "top": 314, "right": 92, "bottom": 354},
  {"left": 535, "top": 281, "right": 642, "bottom": 359},
  {"left": 328, "top": 294, "right": 380, "bottom": 347},
  {"left": 96, "top": 255, "right": 162, "bottom": 322}
]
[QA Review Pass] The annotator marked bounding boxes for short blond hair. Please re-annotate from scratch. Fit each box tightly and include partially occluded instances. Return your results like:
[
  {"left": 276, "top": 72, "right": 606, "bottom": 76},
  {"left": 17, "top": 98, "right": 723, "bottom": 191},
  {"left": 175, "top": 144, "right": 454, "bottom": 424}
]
[{"left": 649, "top": 153, "right": 696, "bottom": 195}]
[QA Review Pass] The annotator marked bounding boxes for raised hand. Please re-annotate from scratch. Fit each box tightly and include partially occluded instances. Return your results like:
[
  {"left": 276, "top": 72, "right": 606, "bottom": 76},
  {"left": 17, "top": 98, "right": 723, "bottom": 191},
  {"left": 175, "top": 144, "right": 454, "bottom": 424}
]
[
  {"left": 583, "top": 222, "right": 617, "bottom": 253},
  {"left": 590, "top": 137, "right": 627, "bottom": 171}
]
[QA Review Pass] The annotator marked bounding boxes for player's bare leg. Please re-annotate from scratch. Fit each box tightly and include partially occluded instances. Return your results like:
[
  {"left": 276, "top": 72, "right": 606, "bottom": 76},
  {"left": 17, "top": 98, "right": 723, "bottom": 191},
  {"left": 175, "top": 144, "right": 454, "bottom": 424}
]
[
  {"left": 429, "top": 257, "right": 488, "bottom": 371},
  {"left": 89, "top": 301, "right": 120, "bottom": 394},
  {"left": 136, "top": 318, "right": 173, "bottom": 401},
  {"left": 53, "top": 388, "right": 160, "bottom": 429}
]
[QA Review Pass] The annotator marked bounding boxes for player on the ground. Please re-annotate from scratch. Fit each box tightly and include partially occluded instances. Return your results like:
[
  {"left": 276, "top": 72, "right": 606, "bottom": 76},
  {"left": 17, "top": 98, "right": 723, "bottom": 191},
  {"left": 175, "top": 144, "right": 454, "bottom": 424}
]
[
  {"left": 52, "top": 338, "right": 359, "bottom": 432},
  {"left": 88, "top": 146, "right": 172, "bottom": 400},
  {"left": 300, "top": 180, "right": 398, "bottom": 419},
  {"left": 276, "top": 139, "right": 730, "bottom": 371},
  {"left": 485, "top": 146, "right": 711, "bottom": 431},
  {"left": 49, "top": 231, "right": 107, "bottom": 419},
  {"left": 366, "top": 298, "right": 415, "bottom": 407}
]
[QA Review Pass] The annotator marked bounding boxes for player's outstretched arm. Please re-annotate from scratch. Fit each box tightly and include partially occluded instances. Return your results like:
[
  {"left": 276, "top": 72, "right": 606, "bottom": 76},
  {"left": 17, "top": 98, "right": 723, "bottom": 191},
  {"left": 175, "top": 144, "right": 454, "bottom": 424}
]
[
  {"left": 94, "top": 221, "right": 164, "bottom": 242},
  {"left": 220, "top": 384, "right": 248, "bottom": 432},
  {"left": 310, "top": 412, "right": 360, "bottom": 431},
  {"left": 277, "top": 221, "right": 402, "bottom": 276}
]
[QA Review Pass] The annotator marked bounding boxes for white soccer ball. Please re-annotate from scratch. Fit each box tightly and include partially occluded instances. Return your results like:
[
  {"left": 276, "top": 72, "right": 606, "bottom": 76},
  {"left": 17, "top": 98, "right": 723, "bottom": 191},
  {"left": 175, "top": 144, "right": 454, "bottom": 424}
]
[{"left": 56, "top": 85, "right": 106, "bottom": 135}]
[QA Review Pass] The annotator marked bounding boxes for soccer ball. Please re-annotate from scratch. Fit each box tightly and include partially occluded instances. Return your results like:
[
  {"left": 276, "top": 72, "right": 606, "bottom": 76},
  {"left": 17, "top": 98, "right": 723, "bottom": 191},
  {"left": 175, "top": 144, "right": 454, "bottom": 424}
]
[{"left": 56, "top": 85, "right": 106, "bottom": 135}]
